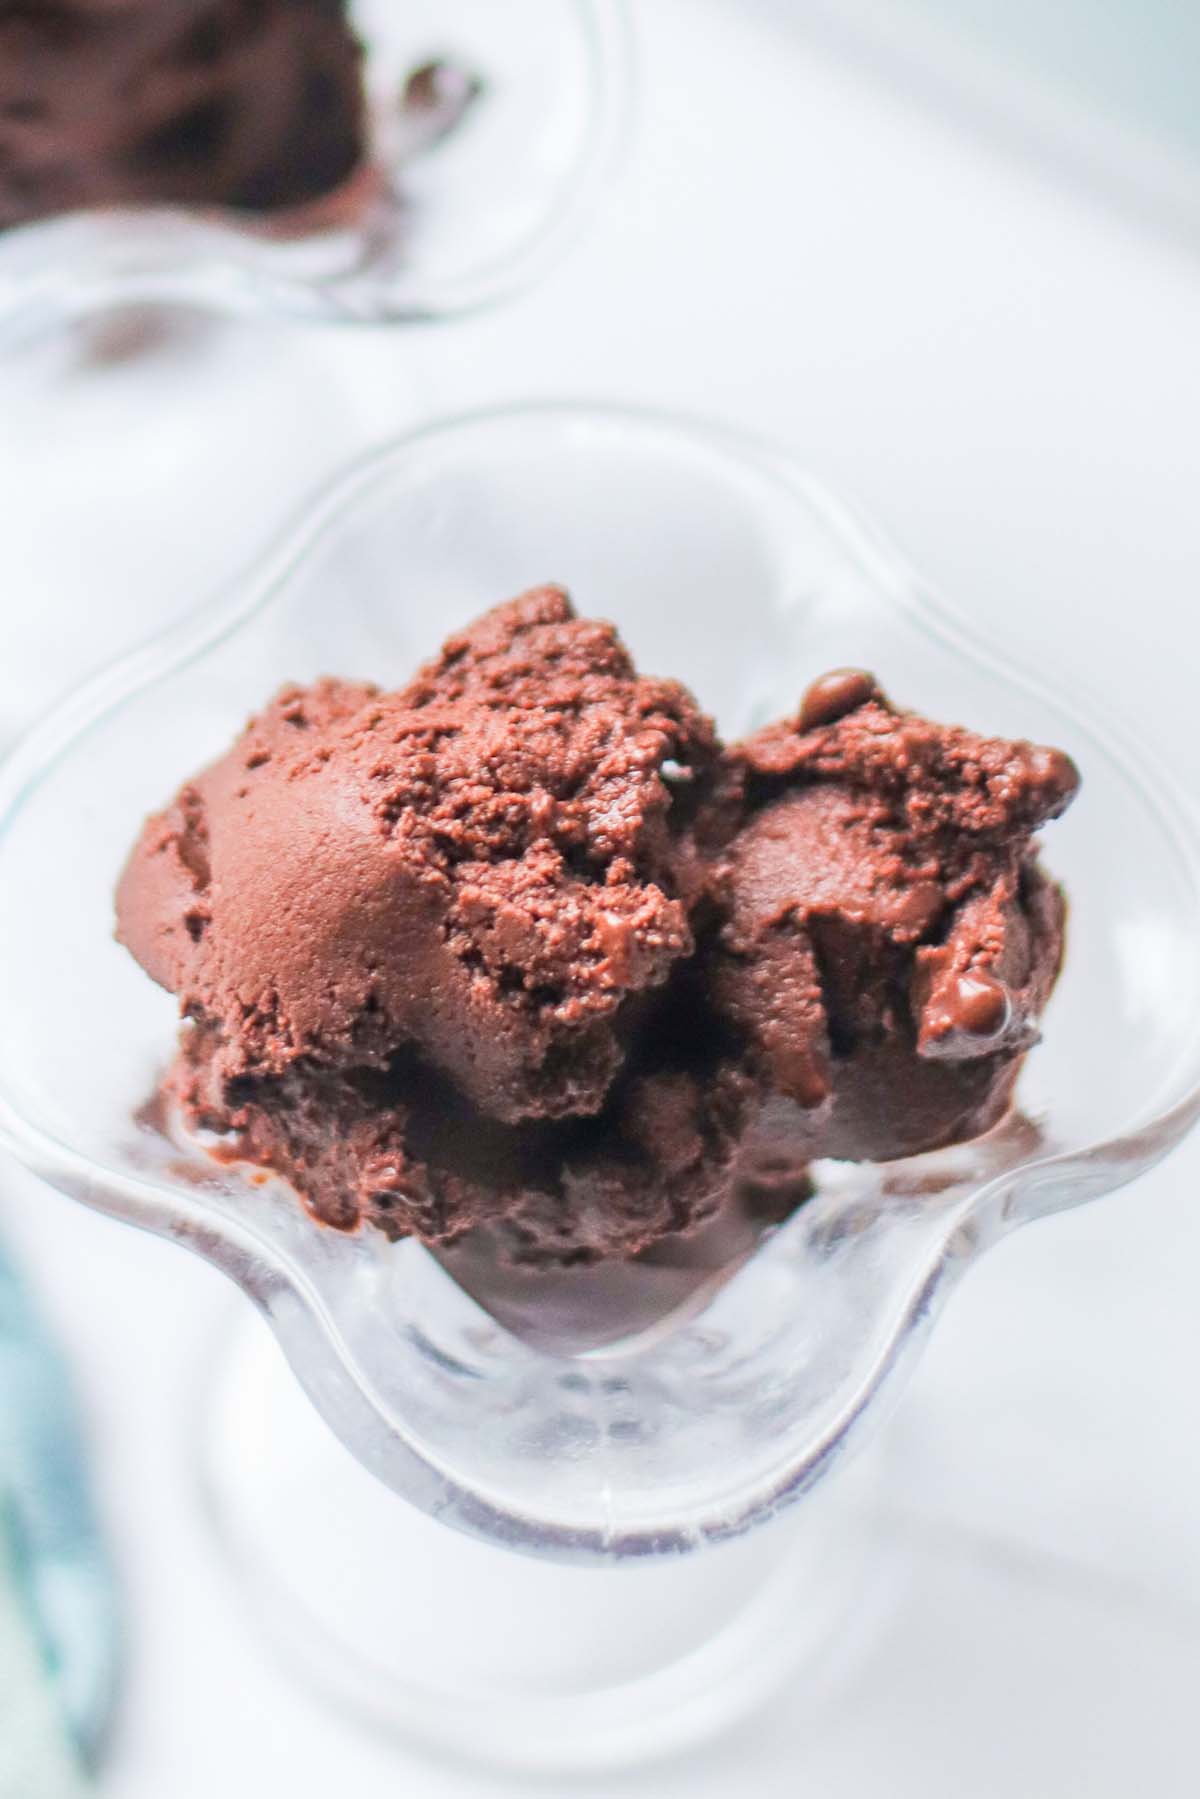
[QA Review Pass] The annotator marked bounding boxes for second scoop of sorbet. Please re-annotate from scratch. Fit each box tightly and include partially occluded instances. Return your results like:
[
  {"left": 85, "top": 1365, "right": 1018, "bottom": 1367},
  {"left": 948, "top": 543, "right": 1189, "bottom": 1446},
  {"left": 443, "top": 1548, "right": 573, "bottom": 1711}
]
[{"left": 714, "top": 671, "right": 1078, "bottom": 1162}]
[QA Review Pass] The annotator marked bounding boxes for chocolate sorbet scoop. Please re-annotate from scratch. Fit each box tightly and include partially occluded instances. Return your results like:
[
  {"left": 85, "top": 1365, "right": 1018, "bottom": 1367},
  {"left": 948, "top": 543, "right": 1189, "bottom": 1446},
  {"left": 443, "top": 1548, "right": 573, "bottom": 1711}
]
[
  {"left": 714, "top": 671, "right": 1079, "bottom": 1162},
  {"left": 118, "top": 587, "right": 726, "bottom": 1133}
]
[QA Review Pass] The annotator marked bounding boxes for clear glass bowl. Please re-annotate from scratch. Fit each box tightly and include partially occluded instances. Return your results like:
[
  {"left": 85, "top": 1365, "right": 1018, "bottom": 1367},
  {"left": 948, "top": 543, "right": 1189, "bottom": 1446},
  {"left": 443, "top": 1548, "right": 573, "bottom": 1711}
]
[
  {"left": 2, "top": 402, "right": 1199, "bottom": 1575},
  {"left": 0, "top": 1, "right": 629, "bottom": 345}
]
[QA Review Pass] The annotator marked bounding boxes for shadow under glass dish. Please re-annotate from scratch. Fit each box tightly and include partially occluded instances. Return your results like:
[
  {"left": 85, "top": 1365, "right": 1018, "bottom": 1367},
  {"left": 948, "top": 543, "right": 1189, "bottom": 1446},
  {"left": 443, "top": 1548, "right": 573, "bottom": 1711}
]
[
  {"left": 0, "top": 404, "right": 1198, "bottom": 1569},
  {"left": 0, "top": 1, "right": 630, "bottom": 343}
]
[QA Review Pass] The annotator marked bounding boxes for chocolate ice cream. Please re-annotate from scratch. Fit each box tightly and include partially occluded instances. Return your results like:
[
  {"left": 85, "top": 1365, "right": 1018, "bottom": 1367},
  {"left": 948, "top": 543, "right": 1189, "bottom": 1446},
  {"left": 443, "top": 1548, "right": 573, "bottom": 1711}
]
[
  {"left": 117, "top": 596, "right": 1079, "bottom": 1264},
  {"left": 0, "top": 0, "right": 366, "bottom": 230}
]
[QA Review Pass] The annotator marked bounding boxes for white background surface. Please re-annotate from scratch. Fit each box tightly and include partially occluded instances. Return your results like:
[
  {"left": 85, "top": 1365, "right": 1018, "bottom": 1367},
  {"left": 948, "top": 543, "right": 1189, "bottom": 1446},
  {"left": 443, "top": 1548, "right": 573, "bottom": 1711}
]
[{"left": 2, "top": 1, "right": 1199, "bottom": 1793}]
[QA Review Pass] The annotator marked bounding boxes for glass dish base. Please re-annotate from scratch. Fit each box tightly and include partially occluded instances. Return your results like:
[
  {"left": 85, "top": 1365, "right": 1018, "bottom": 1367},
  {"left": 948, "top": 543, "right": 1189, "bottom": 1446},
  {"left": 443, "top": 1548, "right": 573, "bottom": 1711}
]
[{"left": 199, "top": 1306, "right": 893, "bottom": 1775}]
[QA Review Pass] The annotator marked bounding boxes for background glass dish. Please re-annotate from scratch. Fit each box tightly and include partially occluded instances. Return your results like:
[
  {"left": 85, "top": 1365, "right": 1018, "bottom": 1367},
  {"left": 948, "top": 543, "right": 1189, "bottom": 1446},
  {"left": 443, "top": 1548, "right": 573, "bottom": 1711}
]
[
  {"left": 0, "top": 1, "right": 629, "bottom": 345},
  {"left": 1, "top": 404, "right": 1198, "bottom": 1764}
]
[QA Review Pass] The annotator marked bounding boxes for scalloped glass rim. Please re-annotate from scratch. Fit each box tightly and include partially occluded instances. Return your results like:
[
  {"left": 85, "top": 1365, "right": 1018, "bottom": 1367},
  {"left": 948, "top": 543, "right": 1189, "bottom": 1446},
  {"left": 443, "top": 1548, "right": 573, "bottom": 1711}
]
[
  {"left": 0, "top": 0, "right": 631, "bottom": 343},
  {"left": 1, "top": 401, "right": 1198, "bottom": 1564}
]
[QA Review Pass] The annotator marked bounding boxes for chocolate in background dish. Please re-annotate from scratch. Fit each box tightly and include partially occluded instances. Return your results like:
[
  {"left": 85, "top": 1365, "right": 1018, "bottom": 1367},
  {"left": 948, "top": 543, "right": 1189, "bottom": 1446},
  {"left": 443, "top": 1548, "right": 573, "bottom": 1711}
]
[{"left": 0, "top": 0, "right": 366, "bottom": 230}]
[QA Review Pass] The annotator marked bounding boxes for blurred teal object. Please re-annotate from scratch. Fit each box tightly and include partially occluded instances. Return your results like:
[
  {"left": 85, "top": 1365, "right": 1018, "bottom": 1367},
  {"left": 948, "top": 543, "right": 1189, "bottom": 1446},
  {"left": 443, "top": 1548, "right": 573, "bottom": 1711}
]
[
  {"left": 0, "top": 1530, "right": 89, "bottom": 1799},
  {"left": 0, "top": 1230, "right": 119, "bottom": 1793}
]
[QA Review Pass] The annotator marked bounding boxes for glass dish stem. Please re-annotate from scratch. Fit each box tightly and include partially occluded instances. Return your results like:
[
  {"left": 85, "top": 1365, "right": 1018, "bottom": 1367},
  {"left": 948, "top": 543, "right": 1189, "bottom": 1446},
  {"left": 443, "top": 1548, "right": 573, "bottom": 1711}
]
[{"left": 200, "top": 1307, "right": 891, "bottom": 1774}]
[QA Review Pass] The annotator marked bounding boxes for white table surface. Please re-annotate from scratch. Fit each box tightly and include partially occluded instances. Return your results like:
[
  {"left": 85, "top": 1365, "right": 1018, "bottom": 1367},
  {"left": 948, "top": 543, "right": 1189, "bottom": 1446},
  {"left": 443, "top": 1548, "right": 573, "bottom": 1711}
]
[{"left": 2, "top": 2, "right": 1199, "bottom": 1794}]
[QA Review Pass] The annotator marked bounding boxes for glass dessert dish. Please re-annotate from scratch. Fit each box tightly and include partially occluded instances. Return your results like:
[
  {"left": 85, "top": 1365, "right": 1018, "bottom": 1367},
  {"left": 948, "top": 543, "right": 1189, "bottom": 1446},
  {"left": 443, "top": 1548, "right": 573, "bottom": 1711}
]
[
  {"left": 0, "top": 1, "right": 629, "bottom": 346},
  {"left": 1, "top": 403, "right": 1199, "bottom": 1771}
]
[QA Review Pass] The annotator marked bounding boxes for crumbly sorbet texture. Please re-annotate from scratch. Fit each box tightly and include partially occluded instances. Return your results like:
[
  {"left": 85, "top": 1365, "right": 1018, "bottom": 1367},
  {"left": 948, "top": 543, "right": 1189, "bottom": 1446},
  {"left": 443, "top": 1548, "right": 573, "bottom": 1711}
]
[
  {"left": 714, "top": 671, "right": 1077, "bottom": 1166},
  {"left": 116, "top": 590, "right": 1079, "bottom": 1264},
  {"left": 0, "top": 0, "right": 366, "bottom": 230}
]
